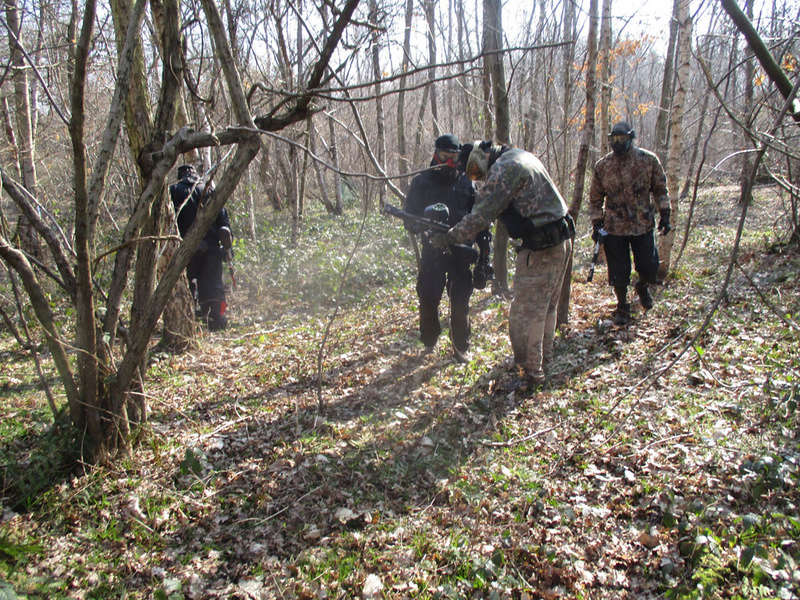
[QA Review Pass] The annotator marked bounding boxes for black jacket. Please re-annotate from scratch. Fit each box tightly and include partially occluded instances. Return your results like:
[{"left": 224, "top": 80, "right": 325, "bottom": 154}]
[
  {"left": 169, "top": 177, "right": 230, "bottom": 251},
  {"left": 404, "top": 169, "right": 475, "bottom": 229},
  {"left": 404, "top": 169, "right": 490, "bottom": 253}
]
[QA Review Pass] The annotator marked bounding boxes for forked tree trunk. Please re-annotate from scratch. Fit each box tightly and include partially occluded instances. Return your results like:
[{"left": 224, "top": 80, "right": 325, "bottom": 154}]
[{"left": 110, "top": 0, "right": 195, "bottom": 355}]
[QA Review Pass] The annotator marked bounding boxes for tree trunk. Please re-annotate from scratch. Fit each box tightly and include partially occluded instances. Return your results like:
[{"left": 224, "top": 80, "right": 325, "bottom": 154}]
[
  {"left": 599, "top": 0, "right": 612, "bottom": 153},
  {"left": 396, "top": 0, "right": 414, "bottom": 192},
  {"left": 328, "top": 115, "right": 344, "bottom": 214},
  {"left": 483, "top": 0, "right": 511, "bottom": 296},
  {"left": 309, "top": 119, "right": 335, "bottom": 214},
  {"left": 5, "top": 0, "right": 42, "bottom": 260},
  {"left": 424, "top": 0, "right": 440, "bottom": 136},
  {"left": 738, "top": 0, "right": 755, "bottom": 198},
  {"left": 657, "top": 0, "right": 692, "bottom": 281},
  {"left": 654, "top": 0, "right": 680, "bottom": 165},
  {"left": 369, "top": 0, "right": 387, "bottom": 207},
  {"left": 558, "top": 0, "right": 577, "bottom": 194},
  {"left": 720, "top": 0, "right": 800, "bottom": 124},
  {"left": 558, "top": 0, "right": 598, "bottom": 326}
]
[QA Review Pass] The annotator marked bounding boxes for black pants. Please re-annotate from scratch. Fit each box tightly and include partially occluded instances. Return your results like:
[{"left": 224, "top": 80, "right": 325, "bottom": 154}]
[
  {"left": 187, "top": 249, "right": 226, "bottom": 324},
  {"left": 604, "top": 230, "right": 659, "bottom": 288},
  {"left": 417, "top": 244, "right": 473, "bottom": 352}
]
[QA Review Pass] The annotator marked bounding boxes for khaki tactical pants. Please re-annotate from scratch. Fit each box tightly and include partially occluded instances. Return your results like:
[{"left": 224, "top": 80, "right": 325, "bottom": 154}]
[{"left": 509, "top": 238, "right": 572, "bottom": 378}]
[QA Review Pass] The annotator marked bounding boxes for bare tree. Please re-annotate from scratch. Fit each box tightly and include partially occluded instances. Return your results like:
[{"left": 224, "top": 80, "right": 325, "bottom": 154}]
[
  {"left": 369, "top": 0, "right": 386, "bottom": 207},
  {"left": 657, "top": 0, "right": 692, "bottom": 280},
  {"left": 598, "top": 0, "right": 612, "bottom": 153},
  {"left": 4, "top": 0, "right": 41, "bottom": 259},
  {"left": 396, "top": 0, "right": 414, "bottom": 192},
  {"left": 653, "top": 0, "right": 680, "bottom": 165},
  {"left": 482, "top": 0, "right": 511, "bottom": 296},
  {"left": 738, "top": 0, "right": 756, "bottom": 195},
  {"left": 0, "top": 0, "right": 363, "bottom": 459},
  {"left": 424, "top": 0, "right": 440, "bottom": 136},
  {"left": 558, "top": 0, "right": 598, "bottom": 325}
]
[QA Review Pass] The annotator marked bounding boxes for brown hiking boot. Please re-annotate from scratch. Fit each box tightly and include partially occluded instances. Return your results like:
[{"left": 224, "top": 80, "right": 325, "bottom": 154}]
[{"left": 635, "top": 281, "right": 653, "bottom": 310}]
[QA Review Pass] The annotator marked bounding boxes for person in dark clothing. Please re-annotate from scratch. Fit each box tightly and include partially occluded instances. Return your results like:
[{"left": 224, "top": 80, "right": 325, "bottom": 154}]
[
  {"left": 169, "top": 164, "right": 233, "bottom": 331},
  {"left": 403, "top": 134, "right": 491, "bottom": 363}
]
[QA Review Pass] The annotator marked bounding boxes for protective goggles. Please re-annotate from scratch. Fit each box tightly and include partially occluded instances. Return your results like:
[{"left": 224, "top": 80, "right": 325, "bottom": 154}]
[
  {"left": 608, "top": 133, "right": 632, "bottom": 144},
  {"left": 433, "top": 149, "right": 459, "bottom": 168}
]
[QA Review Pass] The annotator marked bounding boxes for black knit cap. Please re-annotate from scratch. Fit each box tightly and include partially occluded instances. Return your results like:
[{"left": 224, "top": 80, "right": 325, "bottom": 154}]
[
  {"left": 610, "top": 121, "right": 635, "bottom": 137},
  {"left": 435, "top": 133, "right": 461, "bottom": 152}
]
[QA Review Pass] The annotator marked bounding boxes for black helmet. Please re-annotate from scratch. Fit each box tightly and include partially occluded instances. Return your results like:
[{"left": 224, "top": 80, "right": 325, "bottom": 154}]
[
  {"left": 609, "top": 121, "right": 635, "bottom": 155},
  {"left": 434, "top": 133, "right": 461, "bottom": 152},
  {"left": 610, "top": 121, "right": 635, "bottom": 138}
]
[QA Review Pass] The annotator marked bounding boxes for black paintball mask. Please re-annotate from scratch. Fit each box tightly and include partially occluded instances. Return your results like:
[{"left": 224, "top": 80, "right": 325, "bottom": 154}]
[
  {"left": 177, "top": 164, "right": 198, "bottom": 182},
  {"left": 609, "top": 121, "right": 635, "bottom": 156},
  {"left": 430, "top": 133, "right": 461, "bottom": 181}
]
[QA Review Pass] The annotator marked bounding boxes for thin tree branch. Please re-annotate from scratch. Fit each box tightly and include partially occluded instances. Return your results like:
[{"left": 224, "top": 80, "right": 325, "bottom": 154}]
[{"left": 0, "top": 14, "right": 70, "bottom": 126}]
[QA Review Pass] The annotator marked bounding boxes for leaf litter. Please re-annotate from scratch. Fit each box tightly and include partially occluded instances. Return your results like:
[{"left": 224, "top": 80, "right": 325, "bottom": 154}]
[{"left": 0, "top": 187, "right": 798, "bottom": 598}]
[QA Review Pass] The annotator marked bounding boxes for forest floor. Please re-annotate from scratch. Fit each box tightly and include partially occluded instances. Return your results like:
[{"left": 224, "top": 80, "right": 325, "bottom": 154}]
[{"left": 1, "top": 184, "right": 799, "bottom": 599}]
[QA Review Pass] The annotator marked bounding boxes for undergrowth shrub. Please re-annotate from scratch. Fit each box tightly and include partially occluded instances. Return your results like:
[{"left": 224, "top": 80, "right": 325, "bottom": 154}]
[{"left": 232, "top": 209, "right": 415, "bottom": 315}]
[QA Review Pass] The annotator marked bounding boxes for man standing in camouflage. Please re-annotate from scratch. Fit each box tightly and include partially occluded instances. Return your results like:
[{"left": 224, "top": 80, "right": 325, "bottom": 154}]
[
  {"left": 589, "top": 121, "right": 671, "bottom": 325},
  {"left": 436, "top": 141, "right": 574, "bottom": 384}
]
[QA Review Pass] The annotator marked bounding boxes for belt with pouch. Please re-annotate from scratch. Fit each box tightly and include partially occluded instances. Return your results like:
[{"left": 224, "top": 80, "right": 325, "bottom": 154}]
[{"left": 517, "top": 214, "right": 575, "bottom": 252}]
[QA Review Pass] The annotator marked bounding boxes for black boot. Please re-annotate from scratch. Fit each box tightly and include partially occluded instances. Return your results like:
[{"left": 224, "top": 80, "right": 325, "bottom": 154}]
[
  {"left": 635, "top": 280, "right": 653, "bottom": 310},
  {"left": 201, "top": 301, "right": 228, "bottom": 331},
  {"left": 613, "top": 285, "right": 631, "bottom": 325}
]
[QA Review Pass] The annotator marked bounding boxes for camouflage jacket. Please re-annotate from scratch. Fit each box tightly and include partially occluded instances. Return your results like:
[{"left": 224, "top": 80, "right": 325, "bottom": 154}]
[
  {"left": 448, "top": 148, "right": 567, "bottom": 245},
  {"left": 589, "top": 147, "right": 669, "bottom": 236}
]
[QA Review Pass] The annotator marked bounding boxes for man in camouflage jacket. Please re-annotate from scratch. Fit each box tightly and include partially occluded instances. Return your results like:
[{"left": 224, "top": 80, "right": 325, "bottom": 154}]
[
  {"left": 437, "top": 141, "right": 573, "bottom": 384},
  {"left": 589, "top": 121, "right": 671, "bottom": 324}
]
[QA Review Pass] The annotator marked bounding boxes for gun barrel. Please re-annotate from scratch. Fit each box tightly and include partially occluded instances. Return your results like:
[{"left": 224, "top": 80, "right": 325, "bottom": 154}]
[
  {"left": 383, "top": 204, "right": 450, "bottom": 233},
  {"left": 587, "top": 239, "right": 601, "bottom": 283}
]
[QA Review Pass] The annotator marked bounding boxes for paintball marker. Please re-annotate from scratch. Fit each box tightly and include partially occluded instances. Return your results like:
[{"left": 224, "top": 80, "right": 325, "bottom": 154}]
[
  {"left": 383, "top": 203, "right": 451, "bottom": 234},
  {"left": 384, "top": 203, "right": 479, "bottom": 263},
  {"left": 472, "top": 232, "right": 493, "bottom": 289},
  {"left": 586, "top": 228, "right": 607, "bottom": 283}
]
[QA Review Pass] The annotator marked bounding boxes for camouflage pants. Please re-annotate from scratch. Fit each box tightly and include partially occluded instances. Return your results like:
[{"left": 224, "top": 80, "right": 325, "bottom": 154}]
[{"left": 509, "top": 238, "right": 571, "bottom": 378}]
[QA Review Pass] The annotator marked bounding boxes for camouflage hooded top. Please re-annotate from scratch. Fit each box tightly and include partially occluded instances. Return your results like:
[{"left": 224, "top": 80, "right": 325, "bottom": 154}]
[
  {"left": 589, "top": 147, "right": 669, "bottom": 236},
  {"left": 448, "top": 148, "right": 567, "bottom": 245}
]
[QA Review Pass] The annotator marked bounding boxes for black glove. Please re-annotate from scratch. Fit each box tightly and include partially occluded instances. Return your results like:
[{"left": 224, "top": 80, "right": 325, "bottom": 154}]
[
  {"left": 658, "top": 208, "right": 671, "bottom": 235},
  {"left": 591, "top": 219, "right": 604, "bottom": 242},
  {"left": 472, "top": 260, "right": 494, "bottom": 290}
]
